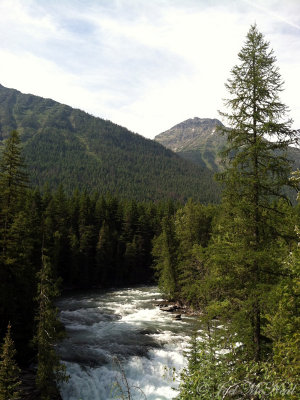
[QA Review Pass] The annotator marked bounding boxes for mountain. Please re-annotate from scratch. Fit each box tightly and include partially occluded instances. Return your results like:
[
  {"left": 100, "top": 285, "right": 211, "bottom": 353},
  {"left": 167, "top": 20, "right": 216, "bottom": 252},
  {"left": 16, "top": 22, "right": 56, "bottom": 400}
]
[
  {"left": 0, "top": 84, "right": 220, "bottom": 203},
  {"left": 155, "top": 117, "right": 226, "bottom": 170},
  {"left": 155, "top": 117, "right": 300, "bottom": 171}
]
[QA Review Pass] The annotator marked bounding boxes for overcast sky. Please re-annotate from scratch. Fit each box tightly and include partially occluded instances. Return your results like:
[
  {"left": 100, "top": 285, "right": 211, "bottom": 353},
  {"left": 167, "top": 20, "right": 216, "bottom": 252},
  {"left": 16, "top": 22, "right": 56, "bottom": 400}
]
[{"left": 0, "top": 0, "right": 299, "bottom": 138}]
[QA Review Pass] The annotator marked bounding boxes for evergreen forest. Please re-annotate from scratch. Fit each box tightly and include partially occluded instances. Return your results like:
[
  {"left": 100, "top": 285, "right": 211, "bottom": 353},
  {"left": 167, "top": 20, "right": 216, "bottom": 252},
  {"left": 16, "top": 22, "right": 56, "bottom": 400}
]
[
  {"left": 0, "top": 24, "right": 299, "bottom": 400},
  {"left": 0, "top": 84, "right": 219, "bottom": 203}
]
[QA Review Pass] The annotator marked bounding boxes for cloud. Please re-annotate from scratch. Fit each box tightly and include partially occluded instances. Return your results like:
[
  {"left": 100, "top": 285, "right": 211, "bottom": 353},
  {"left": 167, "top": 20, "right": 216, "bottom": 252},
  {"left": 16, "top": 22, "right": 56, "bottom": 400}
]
[
  {"left": 0, "top": 0, "right": 299, "bottom": 137},
  {"left": 242, "top": 0, "right": 300, "bottom": 31}
]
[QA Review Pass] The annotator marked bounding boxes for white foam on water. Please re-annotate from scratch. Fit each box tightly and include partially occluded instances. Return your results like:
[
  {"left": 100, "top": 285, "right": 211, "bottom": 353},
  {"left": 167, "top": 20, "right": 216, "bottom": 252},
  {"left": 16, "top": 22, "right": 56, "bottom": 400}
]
[
  {"left": 60, "top": 349, "right": 183, "bottom": 400},
  {"left": 122, "top": 307, "right": 168, "bottom": 324},
  {"left": 59, "top": 286, "right": 196, "bottom": 400}
]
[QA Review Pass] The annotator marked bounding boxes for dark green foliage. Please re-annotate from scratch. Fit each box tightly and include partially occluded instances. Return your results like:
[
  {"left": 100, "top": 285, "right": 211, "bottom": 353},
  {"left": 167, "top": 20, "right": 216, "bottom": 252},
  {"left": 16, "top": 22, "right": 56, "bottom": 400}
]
[
  {"left": 0, "top": 84, "right": 220, "bottom": 203},
  {"left": 47, "top": 191, "right": 172, "bottom": 289},
  {"left": 152, "top": 216, "right": 179, "bottom": 299},
  {"left": 152, "top": 201, "right": 215, "bottom": 302},
  {"left": 214, "top": 24, "right": 298, "bottom": 362},
  {"left": 0, "top": 324, "right": 21, "bottom": 400},
  {"left": 35, "top": 254, "right": 68, "bottom": 400},
  {"left": 0, "top": 131, "right": 37, "bottom": 364},
  {"left": 263, "top": 172, "right": 300, "bottom": 392},
  {"left": 0, "top": 130, "right": 28, "bottom": 254}
]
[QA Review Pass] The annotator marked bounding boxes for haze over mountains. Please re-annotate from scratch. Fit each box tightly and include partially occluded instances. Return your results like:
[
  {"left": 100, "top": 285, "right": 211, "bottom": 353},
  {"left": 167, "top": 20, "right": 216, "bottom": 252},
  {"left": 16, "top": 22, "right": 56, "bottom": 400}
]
[{"left": 0, "top": 84, "right": 220, "bottom": 203}]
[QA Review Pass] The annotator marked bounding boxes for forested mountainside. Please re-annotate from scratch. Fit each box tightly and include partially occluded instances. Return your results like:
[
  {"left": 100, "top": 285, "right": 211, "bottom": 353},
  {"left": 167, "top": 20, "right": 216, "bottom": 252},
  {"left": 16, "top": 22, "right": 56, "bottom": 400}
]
[
  {"left": 155, "top": 117, "right": 300, "bottom": 171},
  {"left": 0, "top": 84, "right": 220, "bottom": 203}
]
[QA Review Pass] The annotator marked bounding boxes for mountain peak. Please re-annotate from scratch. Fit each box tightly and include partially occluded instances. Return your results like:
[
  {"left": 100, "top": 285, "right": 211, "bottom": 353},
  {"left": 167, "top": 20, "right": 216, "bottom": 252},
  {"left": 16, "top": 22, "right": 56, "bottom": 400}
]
[
  {"left": 155, "top": 117, "right": 223, "bottom": 153},
  {"left": 170, "top": 117, "right": 222, "bottom": 131},
  {"left": 155, "top": 117, "right": 300, "bottom": 174}
]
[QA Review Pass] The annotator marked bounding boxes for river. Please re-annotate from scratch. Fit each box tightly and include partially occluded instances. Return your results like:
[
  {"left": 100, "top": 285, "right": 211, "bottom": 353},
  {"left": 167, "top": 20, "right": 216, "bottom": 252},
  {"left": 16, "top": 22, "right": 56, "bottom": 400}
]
[{"left": 57, "top": 286, "right": 198, "bottom": 400}]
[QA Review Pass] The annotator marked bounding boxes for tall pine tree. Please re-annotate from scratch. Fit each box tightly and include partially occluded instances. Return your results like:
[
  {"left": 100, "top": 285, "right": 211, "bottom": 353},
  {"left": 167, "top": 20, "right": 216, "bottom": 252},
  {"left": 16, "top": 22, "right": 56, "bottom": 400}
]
[
  {"left": 0, "top": 130, "right": 28, "bottom": 255},
  {"left": 214, "top": 24, "right": 298, "bottom": 362},
  {"left": 0, "top": 130, "right": 32, "bottom": 355}
]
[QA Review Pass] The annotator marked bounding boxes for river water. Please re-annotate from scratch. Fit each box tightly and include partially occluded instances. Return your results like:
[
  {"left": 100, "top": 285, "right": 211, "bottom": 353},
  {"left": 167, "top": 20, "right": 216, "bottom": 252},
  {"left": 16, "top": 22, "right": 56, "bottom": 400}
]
[{"left": 57, "top": 286, "right": 198, "bottom": 400}]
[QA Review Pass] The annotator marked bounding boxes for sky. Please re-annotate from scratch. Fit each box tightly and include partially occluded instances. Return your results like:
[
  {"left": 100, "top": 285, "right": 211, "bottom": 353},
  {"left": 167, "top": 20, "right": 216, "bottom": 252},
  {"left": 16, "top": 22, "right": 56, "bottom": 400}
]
[{"left": 0, "top": 0, "right": 299, "bottom": 139}]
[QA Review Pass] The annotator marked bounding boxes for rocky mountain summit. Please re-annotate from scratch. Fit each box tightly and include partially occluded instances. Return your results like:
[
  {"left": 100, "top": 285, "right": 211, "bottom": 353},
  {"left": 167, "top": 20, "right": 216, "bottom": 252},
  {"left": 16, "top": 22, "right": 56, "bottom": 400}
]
[
  {"left": 155, "top": 117, "right": 226, "bottom": 170},
  {"left": 155, "top": 117, "right": 224, "bottom": 152}
]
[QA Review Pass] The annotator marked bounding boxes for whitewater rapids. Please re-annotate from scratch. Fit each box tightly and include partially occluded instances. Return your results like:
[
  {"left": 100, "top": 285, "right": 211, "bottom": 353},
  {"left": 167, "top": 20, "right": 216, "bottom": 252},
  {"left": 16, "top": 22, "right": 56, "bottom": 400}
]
[{"left": 57, "top": 286, "right": 197, "bottom": 400}]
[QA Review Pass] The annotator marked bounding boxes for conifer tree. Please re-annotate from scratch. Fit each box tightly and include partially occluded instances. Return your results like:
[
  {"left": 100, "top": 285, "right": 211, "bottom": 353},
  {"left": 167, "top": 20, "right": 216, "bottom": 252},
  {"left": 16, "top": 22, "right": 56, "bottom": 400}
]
[
  {"left": 35, "top": 252, "right": 67, "bottom": 400},
  {"left": 214, "top": 24, "right": 298, "bottom": 361},
  {"left": 152, "top": 216, "right": 178, "bottom": 299},
  {"left": 0, "top": 130, "right": 31, "bottom": 354},
  {"left": 0, "top": 130, "right": 29, "bottom": 267},
  {"left": 0, "top": 324, "right": 21, "bottom": 400},
  {"left": 0, "top": 130, "right": 28, "bottom": 255},
  {"left": 175, "top": 201, "right": 214, "bottom": 308}
]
